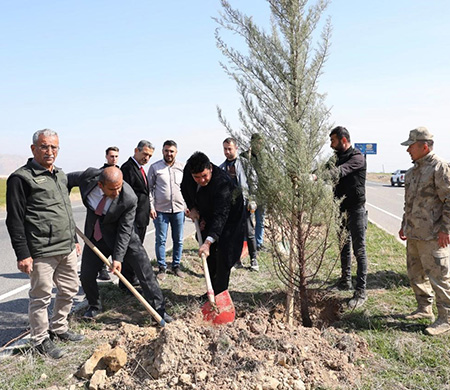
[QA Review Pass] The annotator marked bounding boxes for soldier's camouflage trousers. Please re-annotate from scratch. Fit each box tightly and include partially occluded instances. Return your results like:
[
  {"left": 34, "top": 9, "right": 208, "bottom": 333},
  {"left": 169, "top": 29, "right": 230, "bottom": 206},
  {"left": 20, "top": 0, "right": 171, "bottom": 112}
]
[{"left": 407, "top": 239, "right": 450, "bottom": 321}]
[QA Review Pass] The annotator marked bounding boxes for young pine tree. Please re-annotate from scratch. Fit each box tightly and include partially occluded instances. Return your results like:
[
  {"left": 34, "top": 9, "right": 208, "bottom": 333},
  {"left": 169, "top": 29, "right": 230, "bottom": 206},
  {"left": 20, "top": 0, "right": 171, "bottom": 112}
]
[{"left": 215, "top": 0, "right": 342, "bottom": 326}]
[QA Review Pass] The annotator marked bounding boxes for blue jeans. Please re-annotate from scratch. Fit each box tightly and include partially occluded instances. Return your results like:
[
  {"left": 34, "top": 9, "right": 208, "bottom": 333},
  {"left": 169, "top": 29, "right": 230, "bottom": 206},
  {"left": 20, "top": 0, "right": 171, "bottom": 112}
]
[
  {"left": 340, "top": 206, "right": 368, "bottom": 291},
  {"left": 255, "top": 207, "right": 265, "bottom": 248},
  {"left": 154, "top": 211, "right": 184, "bottom": 269}
]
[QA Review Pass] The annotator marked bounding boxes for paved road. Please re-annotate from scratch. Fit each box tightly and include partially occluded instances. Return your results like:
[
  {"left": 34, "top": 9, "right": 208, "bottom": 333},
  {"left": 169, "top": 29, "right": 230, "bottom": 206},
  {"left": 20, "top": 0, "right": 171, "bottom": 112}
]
[
  {"left": 0, "top": 202, "right": 195, "bottom": 347},
  {"left": 365, "top": 180, "right": 405, "bottom": 239}
]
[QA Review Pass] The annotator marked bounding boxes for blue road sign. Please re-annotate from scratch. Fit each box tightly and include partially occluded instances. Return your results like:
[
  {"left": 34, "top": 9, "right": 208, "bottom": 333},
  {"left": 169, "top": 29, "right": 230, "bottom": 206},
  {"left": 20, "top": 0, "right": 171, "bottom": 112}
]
[{"left": 354, "top": 143, "right": 377, "bottom": 155}]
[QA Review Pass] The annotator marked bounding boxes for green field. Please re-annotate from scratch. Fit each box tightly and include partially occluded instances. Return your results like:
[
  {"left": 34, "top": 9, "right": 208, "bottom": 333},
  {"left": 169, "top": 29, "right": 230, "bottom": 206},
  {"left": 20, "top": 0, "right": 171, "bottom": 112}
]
[
  {"left": 0, "top": 178, "right": 5, "bottom": 209},
  {"left": 0, "top": 178, "right": 80, "bottom": 210}
]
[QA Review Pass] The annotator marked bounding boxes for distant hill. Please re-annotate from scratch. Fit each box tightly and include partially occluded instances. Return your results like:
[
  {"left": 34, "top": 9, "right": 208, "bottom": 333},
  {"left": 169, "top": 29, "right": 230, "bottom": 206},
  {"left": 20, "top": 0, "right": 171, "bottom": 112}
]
[{"left": 0, "top": 154, "right": 27, "bottom": 176}]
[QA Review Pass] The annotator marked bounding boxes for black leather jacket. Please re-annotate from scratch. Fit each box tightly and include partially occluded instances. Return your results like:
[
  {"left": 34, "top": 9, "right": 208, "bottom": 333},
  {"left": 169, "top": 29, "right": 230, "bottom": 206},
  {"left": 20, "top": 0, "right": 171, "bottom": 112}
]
[{"left": 333, "top": 146, "right": 366, "bottom": 211}]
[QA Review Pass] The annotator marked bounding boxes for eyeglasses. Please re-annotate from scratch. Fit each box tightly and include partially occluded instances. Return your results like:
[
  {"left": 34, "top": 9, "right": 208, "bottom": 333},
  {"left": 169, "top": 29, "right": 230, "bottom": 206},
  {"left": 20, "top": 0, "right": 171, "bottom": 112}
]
[{"left": 38, "top": 145, "right": 60, "bottom": 152}]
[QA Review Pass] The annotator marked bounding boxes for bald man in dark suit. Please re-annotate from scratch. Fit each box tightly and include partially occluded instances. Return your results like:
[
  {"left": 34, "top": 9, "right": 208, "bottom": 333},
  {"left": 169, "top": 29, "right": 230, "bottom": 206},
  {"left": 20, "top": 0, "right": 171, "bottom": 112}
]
[{"left": 68, "top": 167, "right": 172, "bottom": 322}]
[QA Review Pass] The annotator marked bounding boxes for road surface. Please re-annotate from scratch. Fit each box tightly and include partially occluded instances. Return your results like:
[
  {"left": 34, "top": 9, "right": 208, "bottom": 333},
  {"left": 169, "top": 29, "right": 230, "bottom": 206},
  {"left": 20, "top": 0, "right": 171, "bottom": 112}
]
[{"left": 365, "top": 180, "right": 405, "bottom": 239}]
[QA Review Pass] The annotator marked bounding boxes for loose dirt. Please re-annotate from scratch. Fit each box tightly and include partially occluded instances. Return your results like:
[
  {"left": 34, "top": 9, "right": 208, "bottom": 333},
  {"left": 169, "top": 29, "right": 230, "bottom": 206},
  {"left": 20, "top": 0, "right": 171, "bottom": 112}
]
[{"left": 80, "top": 290, "right": 370, "bottom": 390}]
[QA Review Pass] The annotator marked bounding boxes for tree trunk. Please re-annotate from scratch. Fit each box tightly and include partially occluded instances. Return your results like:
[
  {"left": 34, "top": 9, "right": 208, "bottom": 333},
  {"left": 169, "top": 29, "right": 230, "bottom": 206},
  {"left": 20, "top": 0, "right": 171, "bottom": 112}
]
[
  {"left": 285, "top": 251, "right": 295, "bottom": 325},
  {"left": 297, "top": 212, "right": 312, "bottom": 327}
]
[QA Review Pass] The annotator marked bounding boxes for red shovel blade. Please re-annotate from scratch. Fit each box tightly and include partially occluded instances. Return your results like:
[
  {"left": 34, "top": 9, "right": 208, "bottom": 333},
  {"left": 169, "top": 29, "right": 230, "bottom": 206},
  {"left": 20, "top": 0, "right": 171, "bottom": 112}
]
[{"left": 201, "top": 290, "right": 235, "bottom": 324}]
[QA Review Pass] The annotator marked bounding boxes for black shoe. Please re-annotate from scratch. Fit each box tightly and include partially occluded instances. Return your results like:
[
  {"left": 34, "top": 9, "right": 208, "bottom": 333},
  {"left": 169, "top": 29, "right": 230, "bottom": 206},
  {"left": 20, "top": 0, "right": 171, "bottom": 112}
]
[
  {"left": 126, "top": 277, "right": 140, "bottom": 288},
  {"left": 97, "top": 268, "right": 111, "bottom": 281},
  {"left": 83, "top": 306, "right": 102, "bottom": 319},
  {"left": 155, "top": 311, "right": 174, "bottom": 326},
  {"left": 35, "top": 338, "right": 65, "bottom": 359},
  {"left": 119, "top": 278, "right": 140, "bottom": 289},
  {"left": 162, "top": 312, "right": 174, "bottom": 323},
  {"left": 233, "top": 261, "right": 244, "bottom": 270},
  {"left": 172, "top": 266, "right": 185, "bottom": 278},
  {"left": 348, "top": 290, "right": 367, "bottom": 309},
  {"left": 196, "top": 293, "right": 208, "bottom": 302},
  {"left": 157, "top": 266, "right": 167, "bottom": 281},
  {"left": 49, "top": 329, "right": 85, "bottom": 342},
  {"left": 329, "top": 278, "right": 353, "bottom": 291},
  {"left": 257, "top": 244, "right": 268, "bottom": 252}
]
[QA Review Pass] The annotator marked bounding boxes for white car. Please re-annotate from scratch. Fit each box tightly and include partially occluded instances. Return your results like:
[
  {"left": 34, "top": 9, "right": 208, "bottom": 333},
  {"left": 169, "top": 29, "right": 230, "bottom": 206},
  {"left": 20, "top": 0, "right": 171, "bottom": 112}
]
[{"left": 391, "top": 169, "right": 407, "bottom": 186}]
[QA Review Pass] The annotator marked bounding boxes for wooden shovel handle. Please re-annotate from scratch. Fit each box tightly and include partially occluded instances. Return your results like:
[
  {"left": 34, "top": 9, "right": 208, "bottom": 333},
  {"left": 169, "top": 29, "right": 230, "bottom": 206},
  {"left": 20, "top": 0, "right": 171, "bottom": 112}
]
[
  {"left": 75, "top": 226, "right": 165, "bottom": 326},
  {"left": 194, "top": 220, "right": 215, "bottom": 306}
]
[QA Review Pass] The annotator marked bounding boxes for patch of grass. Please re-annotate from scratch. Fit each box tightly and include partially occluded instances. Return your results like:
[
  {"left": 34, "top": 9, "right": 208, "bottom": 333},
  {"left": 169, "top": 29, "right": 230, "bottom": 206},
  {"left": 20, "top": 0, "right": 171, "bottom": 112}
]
[
  {"left": 367, "top": 172, "right": 391, "bottom": 184},
  {"left": 0, "top": 178, "right": 80, "bottom": 210},
  {"left": 0, "top": 178, "right": 5, "bottom": 208},
  {"left": 336, "top": 223, "right": 450, "bottom": 389},
  {"left": 0, "top": 333, "right": 95, "bottom": 390}
]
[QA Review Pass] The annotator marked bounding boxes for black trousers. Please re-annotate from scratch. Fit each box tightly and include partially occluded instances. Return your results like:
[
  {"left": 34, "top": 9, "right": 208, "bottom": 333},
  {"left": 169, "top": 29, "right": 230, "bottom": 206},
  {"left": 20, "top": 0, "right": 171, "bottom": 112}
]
[
  {"left": 245, "top": 209, "right": 257, "bottom": 260},
  {"left": 119, "top": 225, "right": 146, "bottom": 288},
  {"left": 340, "top": 206, "right": 368, "bottom": 291},
  {"left": 207, "top": 242, "right": 233, "bottom": 295},
  {"left": 205, "top": 223, "right": 245, "bottom": 295},
  {"left": 80, "top": 234, "right": 165, "bottom": 314}
]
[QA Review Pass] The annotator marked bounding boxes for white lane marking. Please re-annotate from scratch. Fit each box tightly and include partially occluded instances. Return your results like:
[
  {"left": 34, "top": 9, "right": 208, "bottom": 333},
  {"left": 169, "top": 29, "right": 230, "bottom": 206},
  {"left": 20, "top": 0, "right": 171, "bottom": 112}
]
[
  {"left": 366, "top": 202, "right": 402, "bottom": 221},
  {"left": 0, "top": 283, "right": 30, "bottom": 302},
  {"left": 0, "top": 259, "right": 83, "bottom": 302}
]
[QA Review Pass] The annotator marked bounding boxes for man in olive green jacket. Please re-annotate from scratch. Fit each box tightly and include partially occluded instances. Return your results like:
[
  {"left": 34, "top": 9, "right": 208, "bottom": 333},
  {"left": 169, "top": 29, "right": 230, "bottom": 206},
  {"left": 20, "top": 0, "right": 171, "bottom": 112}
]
[{"left": 6, "top": 129, "right": 83, "bottom": 359}]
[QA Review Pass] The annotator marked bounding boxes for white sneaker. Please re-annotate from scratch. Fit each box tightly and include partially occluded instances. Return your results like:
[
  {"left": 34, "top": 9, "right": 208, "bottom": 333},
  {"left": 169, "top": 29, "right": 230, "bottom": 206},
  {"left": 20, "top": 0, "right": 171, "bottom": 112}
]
[{"left": 250, "top": 258, "right": 259, "bottom": 272}]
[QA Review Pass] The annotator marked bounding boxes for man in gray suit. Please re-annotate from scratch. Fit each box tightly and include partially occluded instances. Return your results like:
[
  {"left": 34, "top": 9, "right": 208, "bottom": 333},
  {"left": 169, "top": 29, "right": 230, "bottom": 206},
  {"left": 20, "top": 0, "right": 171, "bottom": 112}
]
[{"left": 68, "top": 166, "right": 172, "bottom": 323}]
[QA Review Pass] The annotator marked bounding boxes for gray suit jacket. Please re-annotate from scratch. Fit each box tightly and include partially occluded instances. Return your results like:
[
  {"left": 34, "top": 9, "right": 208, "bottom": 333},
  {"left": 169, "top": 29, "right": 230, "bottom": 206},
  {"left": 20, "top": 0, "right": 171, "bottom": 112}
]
[{"left": 68, "top": 168, "right": 138, "bottom": 262}]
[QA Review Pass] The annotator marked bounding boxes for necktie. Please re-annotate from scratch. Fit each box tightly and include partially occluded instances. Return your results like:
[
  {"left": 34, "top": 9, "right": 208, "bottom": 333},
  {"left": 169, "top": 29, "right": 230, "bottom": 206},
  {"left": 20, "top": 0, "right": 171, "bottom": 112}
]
[
  {"left": 140, "top": 166, "right": 147, "bottom": 185},
  {"left": 94, "top": 195, "right": 107, "bottom": 241}
]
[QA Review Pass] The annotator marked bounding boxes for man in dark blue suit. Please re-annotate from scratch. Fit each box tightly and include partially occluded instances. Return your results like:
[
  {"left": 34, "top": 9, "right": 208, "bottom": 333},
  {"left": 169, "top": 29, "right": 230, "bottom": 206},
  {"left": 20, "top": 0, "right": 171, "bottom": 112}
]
[{"left": 68, "top": 166, "right": 171, "bottom": 322}]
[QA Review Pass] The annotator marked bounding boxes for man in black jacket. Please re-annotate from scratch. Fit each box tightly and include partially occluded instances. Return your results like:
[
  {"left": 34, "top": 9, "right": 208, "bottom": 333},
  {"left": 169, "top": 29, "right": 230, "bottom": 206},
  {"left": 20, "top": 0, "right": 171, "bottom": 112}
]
[
  {"left": 329, "top": 126, "right": 368, "bottom": 309},
  {"left": 68, "top": 166, "right": 172, "bottom": 323},
  {"left": 120, "top": 141, "right": 154, "bottom": 242},
  {"left": 181, "top": 152, "right": 245, "bottom": 295},
  {"left": 119, "top": 140, "right": 154, "bottom": 289},
  {"left": 97, "top": 145, "right": 120, "bottom": 281}
]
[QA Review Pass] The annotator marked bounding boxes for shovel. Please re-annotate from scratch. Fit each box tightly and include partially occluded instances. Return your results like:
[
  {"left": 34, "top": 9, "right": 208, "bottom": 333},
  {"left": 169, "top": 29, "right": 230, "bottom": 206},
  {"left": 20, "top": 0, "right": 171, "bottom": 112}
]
[
  {"left": 75, "top": 226, "right": 167, "bottom": 327},
  {"left": 194, "top": 220, "right": 235, "bottom": 324}
]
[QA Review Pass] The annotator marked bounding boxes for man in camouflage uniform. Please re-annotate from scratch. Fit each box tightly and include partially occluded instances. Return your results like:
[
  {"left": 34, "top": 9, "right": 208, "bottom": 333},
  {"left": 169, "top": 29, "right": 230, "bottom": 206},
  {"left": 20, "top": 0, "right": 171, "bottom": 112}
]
[{"left": 399, "top": 127, "right": 450, "bottom": 336}]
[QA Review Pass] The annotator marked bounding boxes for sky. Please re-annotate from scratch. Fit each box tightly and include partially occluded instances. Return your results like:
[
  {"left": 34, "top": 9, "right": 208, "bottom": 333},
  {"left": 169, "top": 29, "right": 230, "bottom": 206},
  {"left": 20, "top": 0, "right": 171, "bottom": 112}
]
[{"left": 1, "top": 0, "right": 449, "bottom": 174}]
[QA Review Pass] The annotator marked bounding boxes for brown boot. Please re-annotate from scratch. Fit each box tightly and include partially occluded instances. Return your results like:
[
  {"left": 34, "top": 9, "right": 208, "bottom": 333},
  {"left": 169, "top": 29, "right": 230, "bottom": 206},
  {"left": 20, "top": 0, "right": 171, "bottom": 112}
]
[
  {"left": 405, "top": 307, "right": 434, "bottom": 321},
  {"left": 425, "top": 318, "right": 450, "bottom": 336}
]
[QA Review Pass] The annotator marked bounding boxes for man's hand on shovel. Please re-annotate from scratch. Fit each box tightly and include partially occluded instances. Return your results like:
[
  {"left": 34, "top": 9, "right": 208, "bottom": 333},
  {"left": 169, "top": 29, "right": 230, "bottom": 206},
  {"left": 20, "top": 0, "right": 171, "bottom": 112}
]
[
  {"left": 110, "top": 260, "right": 122, "bottom": 274},
  {"left": 186, "top": 207, "right": 200, "bottom": 221},
  {"left": 199, "top": 240, "right": 211, "bottom": 258}
]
